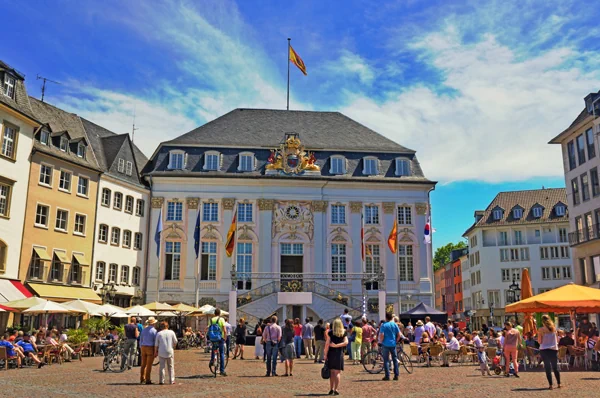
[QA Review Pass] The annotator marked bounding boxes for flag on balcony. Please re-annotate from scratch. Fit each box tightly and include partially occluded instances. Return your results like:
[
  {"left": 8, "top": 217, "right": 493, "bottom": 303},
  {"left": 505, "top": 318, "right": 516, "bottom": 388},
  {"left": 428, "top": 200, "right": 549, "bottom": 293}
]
[
  {"left": 387, "top": 218, "right": 397, "bottom": 253},
  {"left": 225, "top": 207, "right": 237, "bottom": 257},
  {"left": 154, "top": 208, "right": 163, "bottom": 258},
  {"left": 424, "top": 215, "right": 432, "bottom": 245},
  {"left": 193, "top": 210, "right": 201, "bottom": 259}
]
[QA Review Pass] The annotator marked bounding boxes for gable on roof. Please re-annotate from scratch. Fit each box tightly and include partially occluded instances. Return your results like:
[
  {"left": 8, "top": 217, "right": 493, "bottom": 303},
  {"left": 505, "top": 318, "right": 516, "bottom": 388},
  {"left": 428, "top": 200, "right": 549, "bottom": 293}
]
[{"left": 0, "top": 60, "right": 38, "bottom": 123}]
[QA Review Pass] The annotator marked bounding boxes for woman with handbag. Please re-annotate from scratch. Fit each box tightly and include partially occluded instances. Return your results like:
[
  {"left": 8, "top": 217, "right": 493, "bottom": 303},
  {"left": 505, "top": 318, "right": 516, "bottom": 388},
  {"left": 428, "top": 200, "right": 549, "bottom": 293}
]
[{"left": 324, "top": 318, "right": 348, "bottom": 396}]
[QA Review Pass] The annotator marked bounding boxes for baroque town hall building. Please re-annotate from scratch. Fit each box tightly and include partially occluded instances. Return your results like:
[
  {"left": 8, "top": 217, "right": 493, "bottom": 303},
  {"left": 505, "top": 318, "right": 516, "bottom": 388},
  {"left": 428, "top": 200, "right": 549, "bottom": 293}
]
[{"left": 144, "top": 109, "right": 436, "bottom": 323}]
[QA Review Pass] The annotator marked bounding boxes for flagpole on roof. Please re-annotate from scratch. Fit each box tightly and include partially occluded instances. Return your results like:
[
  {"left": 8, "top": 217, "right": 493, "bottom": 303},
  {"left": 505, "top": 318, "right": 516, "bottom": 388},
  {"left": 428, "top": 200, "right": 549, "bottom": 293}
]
[{"left": 287, "top": 38, "right": 291, "bottom": 111}]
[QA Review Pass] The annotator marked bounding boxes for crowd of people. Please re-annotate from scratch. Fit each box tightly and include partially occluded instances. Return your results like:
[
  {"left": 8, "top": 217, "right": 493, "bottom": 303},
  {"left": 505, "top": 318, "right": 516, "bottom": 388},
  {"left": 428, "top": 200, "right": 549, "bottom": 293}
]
[{"left": 0, "top": 326, "right": 77, "bottom": 368}]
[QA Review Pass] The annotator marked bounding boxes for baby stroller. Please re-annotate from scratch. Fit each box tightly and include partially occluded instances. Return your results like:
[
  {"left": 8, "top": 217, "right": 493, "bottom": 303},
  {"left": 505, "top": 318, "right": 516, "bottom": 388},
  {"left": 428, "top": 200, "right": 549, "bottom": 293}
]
[{"left": 490, "top": 349, "right": 516, "bottom": 376}]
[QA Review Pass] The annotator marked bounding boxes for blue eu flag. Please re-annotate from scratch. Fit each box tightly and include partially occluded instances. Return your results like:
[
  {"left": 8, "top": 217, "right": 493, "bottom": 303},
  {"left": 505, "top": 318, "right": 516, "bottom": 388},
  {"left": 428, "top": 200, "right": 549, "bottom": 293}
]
[{"left": 193, "top": 210, "right": 201, "bottom": 259}]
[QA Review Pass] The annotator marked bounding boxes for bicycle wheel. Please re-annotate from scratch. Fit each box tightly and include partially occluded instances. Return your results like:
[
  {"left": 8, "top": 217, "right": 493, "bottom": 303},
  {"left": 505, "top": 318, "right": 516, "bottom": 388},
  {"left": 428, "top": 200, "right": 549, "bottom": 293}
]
[
  {"left": 362, "top": 350, "right": 384, "bottom": 374},
  {"left": 399, "top": 351, "right": 413, "bottom": 374},
  {"left": 107, "top": 352, "right": 125, "bottom": 373},
  {"left": 209, "top": 350, "right": 218, "bottom": 377}
]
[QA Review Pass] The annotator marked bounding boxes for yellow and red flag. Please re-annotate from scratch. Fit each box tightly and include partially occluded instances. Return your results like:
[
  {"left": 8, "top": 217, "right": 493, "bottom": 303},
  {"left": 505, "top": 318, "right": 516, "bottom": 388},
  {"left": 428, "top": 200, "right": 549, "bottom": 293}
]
[
  {"left": 289, "top": 45, "right": 307, "bottom": 76},
  {"left": 225, "top": 208, "right": 237, "bottom": 258},
  {"left": 387, "top": 219, "right": 398, "bottom": 254}
]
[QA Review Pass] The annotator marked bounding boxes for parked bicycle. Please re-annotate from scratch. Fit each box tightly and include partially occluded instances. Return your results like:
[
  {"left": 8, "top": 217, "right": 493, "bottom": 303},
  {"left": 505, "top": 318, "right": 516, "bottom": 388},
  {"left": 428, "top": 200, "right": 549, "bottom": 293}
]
[
  {"left": 362, "top": 342, "right": 413, "bottom": 375},
  {"left": 102, "top": 340, "right": 125, "bottom": 373}
]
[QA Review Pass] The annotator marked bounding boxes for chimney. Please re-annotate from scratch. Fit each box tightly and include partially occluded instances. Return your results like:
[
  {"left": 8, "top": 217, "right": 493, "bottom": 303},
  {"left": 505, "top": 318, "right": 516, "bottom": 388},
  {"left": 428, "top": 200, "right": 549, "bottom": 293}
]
[{"left": 474, "top": 210, "right": 484, "bottom": 223}]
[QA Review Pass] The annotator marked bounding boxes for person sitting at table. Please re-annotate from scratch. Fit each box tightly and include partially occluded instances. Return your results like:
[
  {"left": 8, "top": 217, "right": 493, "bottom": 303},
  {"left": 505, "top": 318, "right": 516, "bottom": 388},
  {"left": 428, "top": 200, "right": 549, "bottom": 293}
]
[
  {"left": 46, "top": 331, "right": 74, "bottom": 359},
  {"left": 15, "top": 330, "right": 24, "bottom": 343},
  {"left": 438, "top": 334, "right": 447, "bottom": 346},
  {"left": 0, "top": 333, "right": 24, "bottom": 368},
  {"left": 58, "top": 329, "right": 69, "bottom": 343},
  {"left": 441, "top": 332, "right": 461, "bottom": 367},
  {"left": 558, "top": 330, "right": 574, "bottom": 347},
  {"left": 17, "top": 334, "right": 44, "bottom": 368}
]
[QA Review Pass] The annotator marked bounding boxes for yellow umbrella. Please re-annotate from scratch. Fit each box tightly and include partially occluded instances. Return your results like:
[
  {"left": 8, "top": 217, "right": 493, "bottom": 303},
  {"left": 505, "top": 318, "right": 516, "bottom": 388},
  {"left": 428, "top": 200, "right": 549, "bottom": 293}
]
[
  {"left": 520, "top": 268, "right": 536, "bottom": 335},
  {"left": 506, "top": 283, "right": 600, "bottom": 313},
  {"left": 143, "top": 301, "right": 175, "bottom": 312}
]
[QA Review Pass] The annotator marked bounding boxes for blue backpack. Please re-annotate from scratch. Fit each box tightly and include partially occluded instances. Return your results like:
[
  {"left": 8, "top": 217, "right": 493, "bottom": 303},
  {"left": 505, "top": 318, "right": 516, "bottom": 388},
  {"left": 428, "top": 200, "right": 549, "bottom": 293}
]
[{"left": 208, "top": 317, "right": 223, "bottom": 342}]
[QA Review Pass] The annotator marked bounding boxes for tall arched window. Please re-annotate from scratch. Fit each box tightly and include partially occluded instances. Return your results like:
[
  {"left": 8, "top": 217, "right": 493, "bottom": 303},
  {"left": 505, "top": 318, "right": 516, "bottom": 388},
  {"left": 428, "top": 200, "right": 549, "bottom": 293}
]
[
  {"left": 0, "top": 239, "right": 7, "bottom": 273},
  {"left": 398, "top": 244, "right": 414, "bottom": 281},
  {"left": 236, "top": 242, "right": 253, "bottom": 290}
]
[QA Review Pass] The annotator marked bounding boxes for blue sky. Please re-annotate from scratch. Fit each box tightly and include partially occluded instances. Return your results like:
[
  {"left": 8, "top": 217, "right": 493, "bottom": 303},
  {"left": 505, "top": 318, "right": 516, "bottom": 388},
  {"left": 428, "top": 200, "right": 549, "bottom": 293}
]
[{"left": 6, "top": 0, "right": 600, "bottom": 249}]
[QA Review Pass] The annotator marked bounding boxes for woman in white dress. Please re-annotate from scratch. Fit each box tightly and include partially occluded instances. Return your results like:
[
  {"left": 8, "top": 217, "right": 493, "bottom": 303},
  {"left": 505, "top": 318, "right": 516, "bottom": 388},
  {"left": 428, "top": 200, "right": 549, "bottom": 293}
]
[{"left": 254, "top": 320, "right": 264, "bottom": 359}]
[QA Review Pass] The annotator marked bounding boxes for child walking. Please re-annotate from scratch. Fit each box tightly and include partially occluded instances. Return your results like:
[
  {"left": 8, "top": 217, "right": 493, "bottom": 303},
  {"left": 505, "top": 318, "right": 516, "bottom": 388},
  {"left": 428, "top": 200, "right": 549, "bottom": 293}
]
[{"left": 478, "top": 347, "right": 492, "bottom": 376}]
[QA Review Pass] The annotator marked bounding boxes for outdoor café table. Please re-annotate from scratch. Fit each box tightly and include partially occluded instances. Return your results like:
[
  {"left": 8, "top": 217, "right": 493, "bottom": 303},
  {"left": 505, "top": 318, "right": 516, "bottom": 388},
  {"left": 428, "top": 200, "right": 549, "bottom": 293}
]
[{"left": 90, "top": 340, "right": 108, "bottom": 357}]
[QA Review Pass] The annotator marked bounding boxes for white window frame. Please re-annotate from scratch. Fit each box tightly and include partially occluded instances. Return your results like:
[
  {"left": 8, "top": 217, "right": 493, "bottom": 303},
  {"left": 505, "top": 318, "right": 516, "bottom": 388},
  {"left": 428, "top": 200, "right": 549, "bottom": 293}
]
[
  {"left": 493, "top": 209, "right": 503, "bottom": 220},
  {"left": 77, "top": 175, "right": 89, "bottom": 197},
  {"left": 98, "top": 224, "right": 108, "bottom": 243},
  {"left": 35, "top": 203, "right": 50, "bottom": 228},
  {"left": 123, "top": 230, "right": 132, "bottom": 248},
  {"left": 132, "top": 266, "right": 141, "bottom": 286},
  {"left": 3, "top": 73, "right": 15, "bottom": 98},
  {"left": 59, "top": 136, "right": 69, "bottom": 152},
  {"left": 201, "top": 241, "right": 217, "bottom": 281},
  {"left": 202, "top": 202, "right": 219, "bottom": 222},
  {"left": 363, "top": 156, "right": 379, "bottom": 176},
  {"left": 39, "top": 163, "right": 53, "bottom": 187},
  {"left": 95, "top": 261, "right": 105, "bottom": 282},
  {"left": 204, "top": 151, "right": 220, "bottom": 171},
  {"left": 164, "top": 241, "right": 181, "bottom": 280},
  {"left": 167, "top": 201, "right": 183, "bottom": 221},
  {"left": 125, "top": 195, "right": 134, "bottom": 214},
  {"left": 236, "top": 242, "right": 253, "bottom": 286},
  {"left": 168, "top": 151, "right": 186, "bottom": 170},
  {"left": 238, "top": 203, "right": 253, "bottom": 223},
  {"left": 108, "top": 263, "right": 118, "bottom": 283},
  {"left": 533, "top": 207, "right": 543, "bottom": 218},
  {"left": 111, "top": 227, "right": 121, "bottom": 246},
  {"left": 395, "top": 158, "right": 411, "bottom": 176},
  {"left": 40, "top": 130, "right": 50, "bottom": 146},
  {"left": 134, "top": 232, "right": 142, "bottom": 250},
  {"left": 113, "top": 192, "right": 123, "bottom": 210},
  {"left": 365, "top": 205, "right": 379, "bottom": 225},
  {"left": 118, "top": 158, "right": 125, "bottom": 173},
  {"left": 73, "top": 213, "right": 86, "bottom": 236},
  {"left": 398, "top": 244, "right": 414, "bottom": 281},
  {"left": 54, "top": 208, "right": 69, "bottom": 232},
  {"left": 0, "top": 183, "right": 10, "bottom": 218},
  {"left": 397, "top": 206, "right": 412, "bottom": 225},
  {"left": 330, "top": 156, "right": 346, "bottom": 175},
  {"left": 77, "top": 143, "right": 86, "bottom": 158},
  {"left": 331, "top": 243, "right": 347, "bottom": 282},
  {"left": 238, "top": 152, "right": 255, "bottom": 172},
  {"left": 101, "top": 188, "right": 111, "bottom": 207},
  {"left": 135, "top": 199, "right": 145, "bottom": 217},
  {"left": 555, "top": 205, "right": 565, "bottom": 216},
  {"left": 70, "top": 253, "right": 83, "bottom": 284},
  {"left": 120, "top": 265, "right": 130, "bottom": 285},
  {"left": 1, "top": 124, "right": 16, "bottom": 159},
  {"left": 58, "top": 169, "right": 72, "bottom": 193},
  {"left": 125, "top": 161, "right": 133, "bottom": 176},
  {"left": 513, "top": 208, "right": 523, "bottom": 219},
  {"left": 331, "top": 204, "right": 346, "bottom": 225}
]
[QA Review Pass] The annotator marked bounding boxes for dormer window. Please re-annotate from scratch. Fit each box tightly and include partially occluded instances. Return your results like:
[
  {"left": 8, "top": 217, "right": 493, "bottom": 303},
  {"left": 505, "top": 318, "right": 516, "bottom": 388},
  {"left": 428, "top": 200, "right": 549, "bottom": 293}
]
[
  {"left": 40, "top": 130, "right": 49, "bottom": 146},
  {"left": 77, "top": 143, "right": 86, "bottom": 159},
  {"left": 363, "top": 157, "right": 378, "bottom": 175},
  {"left": 330, "top": 156, "right": 345, "bottom": 175},
  {"left": 555, "top": 205, "right": 566, "bottom": 216},
  {"left": 395, "top": 158, "right": 411, "bottom": 176},
  {"left": 3, "top": 73, "right": 15, "bottom": 99},
  {"left": 493, "top": 209, "right": 503, "bottom": 220},
  {"left": 126, "top": 161, "right": 133, "bottom": 176},
  {"left": 59, "top": 136, "right": 69, "bottom": 152},
  {"left": 513, "top": 208, "right": 523, "bottom": 219},
  {"left": 532, "top": 207, "right": 543, "bottom": 218},
  {"left": 168, "top": 151, "right": 185, "bottom": 170},
  {"left": 238, "top": 153, "right": 254, "bottom": 172},
  {"left": 118, "top": 158, "right": 125, "bottom": 173},
  {"left": 204, "top": 151, "right": 220, "bottom": 171}
]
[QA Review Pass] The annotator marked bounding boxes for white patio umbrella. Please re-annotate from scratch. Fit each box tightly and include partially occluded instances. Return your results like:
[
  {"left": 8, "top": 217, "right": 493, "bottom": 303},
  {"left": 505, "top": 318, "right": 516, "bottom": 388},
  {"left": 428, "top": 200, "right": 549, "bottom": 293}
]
[
  {"left": 63, "top": 299, "right": 103, "bottom": 316},
  {"left": 23, "top": 300, "right": 84, "bottom": 326},
  {"left": 3, "top": 297, "right": 48, "bottom": 311},
  {"left": 126, "top": 305, "right": 156, "bottom": 317},
  {"left": 96, "top": 303, "right": 129, "bottom": 318}
]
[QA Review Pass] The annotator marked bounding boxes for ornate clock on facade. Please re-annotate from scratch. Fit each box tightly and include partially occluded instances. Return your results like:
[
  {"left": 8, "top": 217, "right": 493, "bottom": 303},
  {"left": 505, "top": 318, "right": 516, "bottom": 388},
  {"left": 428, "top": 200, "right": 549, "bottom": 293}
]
[{"left": 285, "top": 205, "right": 300, "bottom": 220}]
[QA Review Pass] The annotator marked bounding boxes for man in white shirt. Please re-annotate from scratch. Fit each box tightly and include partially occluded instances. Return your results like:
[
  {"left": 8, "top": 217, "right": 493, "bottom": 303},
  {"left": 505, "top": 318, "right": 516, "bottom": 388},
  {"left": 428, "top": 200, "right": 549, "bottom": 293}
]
[
  {"left": 224, "top": 319, "right": 233, "bottom": 359},
  {"left": 340, "top": 309, "right": 353, "bottom": 328},
  {"left": 424, "top": 317, "right": 436, "bottom": 339},
  {"left": 442, "top": 332, "right": 460, "bottom": 366},
  {"left": 154, "top": 321, "right": 178, "bottom": 385}
]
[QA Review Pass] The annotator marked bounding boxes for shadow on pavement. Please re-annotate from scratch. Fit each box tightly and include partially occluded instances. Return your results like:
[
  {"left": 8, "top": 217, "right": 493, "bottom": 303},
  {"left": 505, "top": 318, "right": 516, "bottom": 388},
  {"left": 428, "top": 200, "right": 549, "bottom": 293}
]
[
  {"left": 512, "top": 388, "right": 552, "bottom": 391},
  {"left": 177, "top": 375, "right": 217, "bottom": 380}
]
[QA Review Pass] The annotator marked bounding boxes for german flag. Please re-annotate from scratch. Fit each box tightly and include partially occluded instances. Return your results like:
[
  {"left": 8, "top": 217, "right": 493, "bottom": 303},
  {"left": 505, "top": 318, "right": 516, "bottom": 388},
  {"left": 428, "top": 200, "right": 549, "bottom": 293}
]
[
  {"left": 225, "top": 208, "right": 237, "bottom": 257},
  {"left": 289, "top": 45, "right": 307, "bottom": 76},
  {"left": 387, "top": 219, "right": 398, "bottom": 254}
]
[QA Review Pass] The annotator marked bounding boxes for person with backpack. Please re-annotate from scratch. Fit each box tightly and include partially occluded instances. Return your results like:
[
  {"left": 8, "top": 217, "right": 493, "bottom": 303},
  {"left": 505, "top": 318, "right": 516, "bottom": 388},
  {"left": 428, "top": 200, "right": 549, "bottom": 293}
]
[{"left": 208, "top": 308, "right": 228, "bottom": 376}]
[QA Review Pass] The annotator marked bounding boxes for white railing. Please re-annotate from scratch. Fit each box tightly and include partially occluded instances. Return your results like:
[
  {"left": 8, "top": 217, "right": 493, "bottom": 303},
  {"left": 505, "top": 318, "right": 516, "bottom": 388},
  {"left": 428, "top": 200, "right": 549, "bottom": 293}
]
[
  {"left": 199, "top": 281, "right": 218, "bottom": 290},
  {"left": 161, "top": 280, "right": 181, "bottom": 290}
]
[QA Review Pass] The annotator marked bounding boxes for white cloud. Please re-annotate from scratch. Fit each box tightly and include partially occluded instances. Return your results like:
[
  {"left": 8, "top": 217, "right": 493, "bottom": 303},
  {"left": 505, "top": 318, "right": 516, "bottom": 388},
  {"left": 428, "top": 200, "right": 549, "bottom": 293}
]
[
  {"left": 324, "top": 50, "right": 376, "bottom": 85},
  {"left": 340, "top": 27, "right": 600, "bottom": 182}
]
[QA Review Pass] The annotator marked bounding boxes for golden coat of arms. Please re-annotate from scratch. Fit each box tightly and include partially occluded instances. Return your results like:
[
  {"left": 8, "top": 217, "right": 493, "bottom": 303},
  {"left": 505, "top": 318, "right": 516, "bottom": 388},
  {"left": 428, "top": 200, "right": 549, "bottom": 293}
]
[{"left": 266, "top": 133, "right": 320, "bottom": 175}]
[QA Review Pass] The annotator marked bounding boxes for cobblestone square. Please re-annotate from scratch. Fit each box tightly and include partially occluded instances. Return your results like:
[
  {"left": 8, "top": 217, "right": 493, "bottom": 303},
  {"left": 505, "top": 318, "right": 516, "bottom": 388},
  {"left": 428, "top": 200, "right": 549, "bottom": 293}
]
[{"left": 1, "top": 350, "right": 599, "bottom": 398}]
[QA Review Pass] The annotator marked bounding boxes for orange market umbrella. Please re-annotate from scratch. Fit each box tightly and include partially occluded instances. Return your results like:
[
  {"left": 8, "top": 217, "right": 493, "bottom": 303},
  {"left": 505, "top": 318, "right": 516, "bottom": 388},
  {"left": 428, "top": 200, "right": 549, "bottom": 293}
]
[
  {"left": 505, "top": 283, "right": 600, "bottom": 313},
  {"left": 520, "top": 268, "right": 536, "bottom": 335}
]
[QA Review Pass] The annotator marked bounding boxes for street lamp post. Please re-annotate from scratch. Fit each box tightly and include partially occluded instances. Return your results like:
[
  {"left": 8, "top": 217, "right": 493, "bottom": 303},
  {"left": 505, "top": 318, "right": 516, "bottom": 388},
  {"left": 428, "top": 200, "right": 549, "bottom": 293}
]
[
  {"left": 99, "top": 282, "right": 118, "bottom": 305},
  {"left": 507, "top": 276, "right": 521, "bottom": 323}
]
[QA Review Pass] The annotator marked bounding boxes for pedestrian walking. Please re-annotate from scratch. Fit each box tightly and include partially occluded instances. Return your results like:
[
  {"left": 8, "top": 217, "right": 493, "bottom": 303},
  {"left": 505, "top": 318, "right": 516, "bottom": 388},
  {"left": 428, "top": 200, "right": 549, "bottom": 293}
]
[
  {"left": 351, "top": 320, "right": 362, "bottom": 365},
  {"left": 314, "top": 319, "right": 326, "bottom": 363},
  {"left": 302, "top": 318, "right": 314, "bottom": 359},
  {"left": 262, "top": 315, "right": 282, "bottom": 377},
  {"left": 502, "top": 321, "right": 521, "bottom": 377},
  {"left": 123, "top": 317, "right": 140, "bottom": 370},
  {"left": 233, "top": 318, "right": 247, "bottom": 360},
  {"left": 139, "top": 317, "right": 158, "bottom": 384},
  {"left": 282, "top": 319, "right": 295, "bottom": 376},
  {"left": 538, "top": 315, "right": 561, "bottom": 389},
  {"left": 154, "top": 321, "right": 178, "bottom": 385},
  {"left": 224, "top": 318, "right": 233, "bottom": 359},
  {"left": 378, "top": 312, "right": 400, "bottom": 381},
  {"left": 361, "top": 318, "right": 376, "bottom": 357},
  {"left": 324, "top": 318, "right": 348, "bottom": 395},
  {"left": 254, "top": 319, "right": 264, "bottom": 360},
  {"left": 293, "top": 318, "right": 303, "bottom": 359}
]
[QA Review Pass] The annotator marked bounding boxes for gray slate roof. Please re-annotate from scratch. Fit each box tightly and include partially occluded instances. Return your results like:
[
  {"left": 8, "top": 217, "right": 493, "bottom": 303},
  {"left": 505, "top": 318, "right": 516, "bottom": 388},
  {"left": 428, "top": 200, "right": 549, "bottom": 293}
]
[
  {"left": 29, "top": 97, "right": 101, "bottom": 171},
  {"left": 0, "top": 60, "right": 38, "bottom": 122},
  {"left": 463, "top": 188, "right": 568, "bottom": 236},
  {"left": 166, "top": 108, "right": 415, "bottom": 153},
  {"left": 80, "top": 118, "right": 149, "bottom": 188}
]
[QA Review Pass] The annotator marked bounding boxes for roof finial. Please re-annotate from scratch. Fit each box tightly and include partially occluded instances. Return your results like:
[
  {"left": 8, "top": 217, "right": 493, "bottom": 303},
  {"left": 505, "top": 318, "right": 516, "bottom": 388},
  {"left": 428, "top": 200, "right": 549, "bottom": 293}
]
[{"left": 131, "top": 104, "right": 139, "bottom": 143}]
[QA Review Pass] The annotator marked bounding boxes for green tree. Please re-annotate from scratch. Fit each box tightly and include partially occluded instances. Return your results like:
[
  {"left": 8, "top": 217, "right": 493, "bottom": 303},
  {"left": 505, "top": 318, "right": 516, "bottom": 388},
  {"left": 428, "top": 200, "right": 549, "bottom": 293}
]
[{"left": 433, "top": 241, "right": 467, "bottom": 271}]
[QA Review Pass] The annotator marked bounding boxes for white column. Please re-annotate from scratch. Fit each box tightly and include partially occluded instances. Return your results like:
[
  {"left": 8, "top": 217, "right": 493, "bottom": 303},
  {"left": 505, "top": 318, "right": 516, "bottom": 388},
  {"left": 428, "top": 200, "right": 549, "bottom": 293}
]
[
  {"left": 349, "top": 202, "right": 362, "bottom": 294},
  {"left": 228, "top": 290, "right": 237, "bottom": 326},
  {"left": 184, "top": 198, "right": 198, "bottom": 294},
  {"left": 378, "top": 290, "right": 386, "bottom": 322}
]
